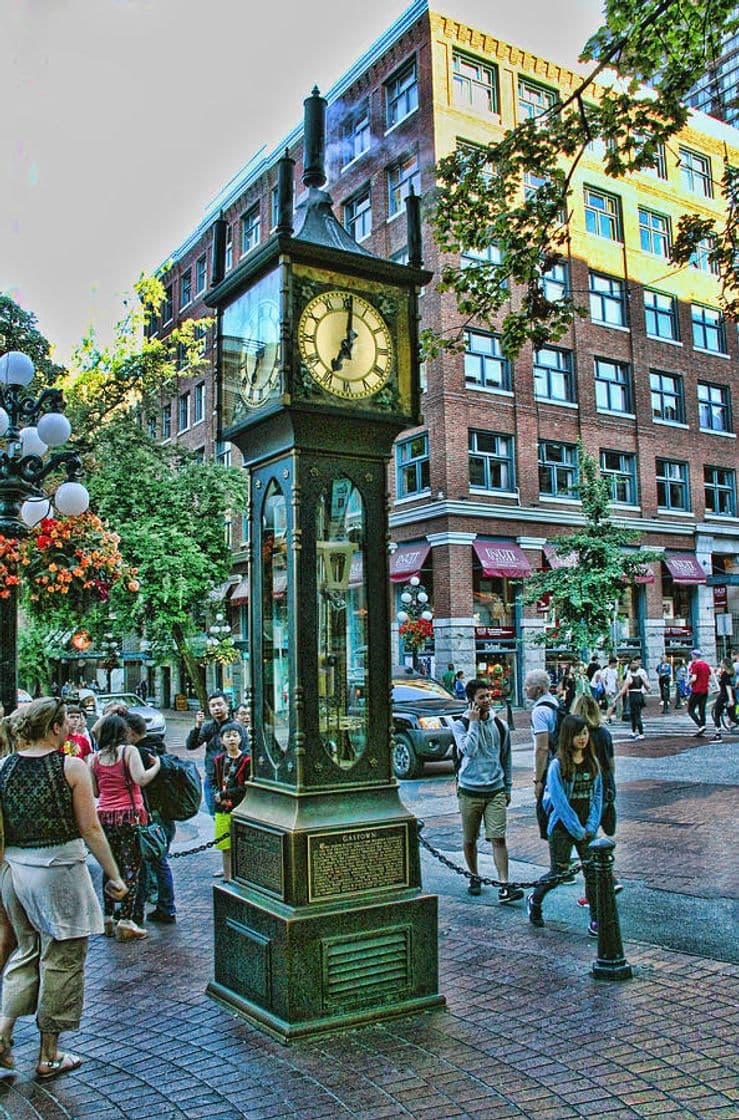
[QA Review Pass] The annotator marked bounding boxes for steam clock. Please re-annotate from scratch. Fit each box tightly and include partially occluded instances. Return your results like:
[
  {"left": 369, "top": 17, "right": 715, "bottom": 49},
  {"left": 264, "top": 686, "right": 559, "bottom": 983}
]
[{"left": 205, "top": 89, "right": 442, "bottom": 1041}]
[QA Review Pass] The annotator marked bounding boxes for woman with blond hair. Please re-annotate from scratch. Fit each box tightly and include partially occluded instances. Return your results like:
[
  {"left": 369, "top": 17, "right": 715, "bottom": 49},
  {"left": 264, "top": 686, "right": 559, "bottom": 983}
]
[{"left": 0, "top": 698, "right": 126, "bottom": 1081}]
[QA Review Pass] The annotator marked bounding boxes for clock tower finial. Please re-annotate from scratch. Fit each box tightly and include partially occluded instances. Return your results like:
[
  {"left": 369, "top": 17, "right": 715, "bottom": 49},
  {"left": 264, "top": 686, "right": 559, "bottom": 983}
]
[{"left": 302, "top": 85, "right": 327, "bottom": 189}]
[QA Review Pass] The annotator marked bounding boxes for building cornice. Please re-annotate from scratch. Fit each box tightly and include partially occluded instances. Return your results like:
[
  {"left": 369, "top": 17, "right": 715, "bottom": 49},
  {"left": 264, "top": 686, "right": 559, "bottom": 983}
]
[{"left": 389, "top": 498, "right": 698, "bottom": 537}]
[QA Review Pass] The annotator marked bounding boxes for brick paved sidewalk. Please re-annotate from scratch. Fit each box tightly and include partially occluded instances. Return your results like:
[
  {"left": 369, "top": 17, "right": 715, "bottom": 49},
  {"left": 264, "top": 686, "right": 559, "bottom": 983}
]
[{"left": 1, "top": 819, "right": 736, "bottom": 1120}]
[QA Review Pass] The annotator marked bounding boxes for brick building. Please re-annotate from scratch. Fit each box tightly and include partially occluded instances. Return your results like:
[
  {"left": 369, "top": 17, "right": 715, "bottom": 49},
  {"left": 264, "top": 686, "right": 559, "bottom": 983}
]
[{"left": 151, "top": 0, "right": 738, "bottom": 703}]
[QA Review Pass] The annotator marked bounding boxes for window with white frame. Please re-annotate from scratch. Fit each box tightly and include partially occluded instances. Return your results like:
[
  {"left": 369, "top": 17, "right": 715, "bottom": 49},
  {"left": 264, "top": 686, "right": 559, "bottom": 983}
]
[
  {"left": 396, "top": 433, "right": 430, "bottom": 497},
  {"left": 464, "top": 329, "right": 511, "bottom": 390},
  {"left": 518, "top": 78, "right": 557, "bottom": 122},
  {"left": 644, "top": 289, "right": 679, "bottom": 341},
  {"left": 691, "top": 304, "right": 726, "bottom": 353},
  {"left": 642, "top": 142, "right": 667, "bottom": 180},
  {"left": 650, "top": 370, "right": 685, "bottom": 423},
  {"left": 469, "top": 430, "right": 515, "bottom": 491},
  {"left": 180, "top": 269, "right": 192, "bottom": 309},
  {"left": 162, "top": 403, "right": 172, "bottom": 439},
  {"left": 216, "top": 440, "right": 231, "bottom": 467},
  {"left": 523, "top": 171, "right": 547, "bottom": 200},
  {"left": 680, "top": 147, "right": 712, "bottom": 198},
  {"left": 387, "top": 154, "right": 420, "bottom": 217},
  {"left": 461, "top": 242, "right": 507, "bottom": 290},
  {"left": 344, "top": 188, "right": 372, "bottom": 242},
  {"left": 639, "top": 207, "right": 671, "bottom": 257},
  {"left": 453, "top": 52, "right": 498, "bottom": 114},
  {"left": 698, "top": 382, "right": 732, "bottom": 432},
  {"left": 656, "top": 458, "right": 690, "bottom": 511},
  {"left": 594, "top": 358, "right": 632, "bottom": 413},
  {"left": 270, "top": 184, "right": 279, "bottom": 230},
  {"left": 341, "top": 100, "right": 371, "bottom": 166},
  {"left": 600, "top": 450, "right": 638, "bottom": 504},
  {"left": 163, "top": 285, "right": 174, "bottom": 323},
  {"left": 584, "top": 186, "right": 622, "bottom": 241},
  {"left": 147, "top": 415, "right": 157, "bottom": 440},
  {"left": 538, "top": 441, "right": 579, "bottom": 497},
  {"left": 533, "top": 347, "right": 575, "bottom": 403},
  {"left": 195, "top": 254, "right": 207, "bottom": 294},
  {"left": 225, "top": 225, "right": 233, "bottom": 271},
  {"left": 241, "top": 205, "right": 260, "bottom": 254},
  {"left": 589, "top": 272, "right": 628, "bottom": 327},
  {"left": 385, "top": 59, "right": 418, "bottom": 127},
  {"left": 540, "top": 261, "right": 568, "bottom": 303},
  {"left": 704, "top": 466, "right": 736, "bottom": 516},
  {"left": 178, "top": 392, "right": 191, "bottom": 433},
  {"left": 194, "top": 382, "right": 205, "bottom": 424},
  {"left": 690, "top": 235, "right": 719, "bottom": 274}
]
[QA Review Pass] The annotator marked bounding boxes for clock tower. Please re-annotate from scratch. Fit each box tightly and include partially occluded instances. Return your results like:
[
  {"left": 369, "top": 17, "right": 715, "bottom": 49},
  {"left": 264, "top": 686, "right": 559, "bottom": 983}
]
[{"left": 205, "top": 88, "right": 443, "bottom": 1042}]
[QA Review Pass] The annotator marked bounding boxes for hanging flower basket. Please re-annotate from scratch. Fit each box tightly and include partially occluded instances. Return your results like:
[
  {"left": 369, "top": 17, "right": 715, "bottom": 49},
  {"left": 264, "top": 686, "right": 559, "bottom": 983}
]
[
  {"left": 399, "top": 617, "right": 434, "bottom": 652},
  {"left": 19, "top": 513, "right": 138, "bottom": 612},
  {"left": 0, "top": 537, "right": 21, "bottom": 600}
]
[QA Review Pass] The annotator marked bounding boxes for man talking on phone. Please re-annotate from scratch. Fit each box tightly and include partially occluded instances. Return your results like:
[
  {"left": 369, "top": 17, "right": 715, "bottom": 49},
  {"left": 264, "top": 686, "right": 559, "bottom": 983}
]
[
  {"left": 185, "top": 692, "right": 231, "bottom": 817},
  {"left": 453, "top": 678, "right": 523, "bottom": 903}
]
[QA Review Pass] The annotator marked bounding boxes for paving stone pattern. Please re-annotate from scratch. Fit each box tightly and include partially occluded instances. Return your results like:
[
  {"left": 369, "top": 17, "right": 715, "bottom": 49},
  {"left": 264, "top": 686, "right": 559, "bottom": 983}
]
[{"left": 0, "top": 707, "right": 736, "bottom": 1119}]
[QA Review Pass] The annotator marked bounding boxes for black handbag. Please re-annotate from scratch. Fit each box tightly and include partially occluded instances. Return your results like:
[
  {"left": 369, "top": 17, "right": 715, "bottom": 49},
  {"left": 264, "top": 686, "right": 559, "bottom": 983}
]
[{"left": 122, "top": 751, "right": 168, "bottom": 863}]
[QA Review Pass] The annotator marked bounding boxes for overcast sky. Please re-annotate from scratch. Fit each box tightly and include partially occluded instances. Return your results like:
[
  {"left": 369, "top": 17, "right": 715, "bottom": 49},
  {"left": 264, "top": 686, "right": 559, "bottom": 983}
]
[{"left": 1, "top": 0, "right": 602, "bottom": 363}]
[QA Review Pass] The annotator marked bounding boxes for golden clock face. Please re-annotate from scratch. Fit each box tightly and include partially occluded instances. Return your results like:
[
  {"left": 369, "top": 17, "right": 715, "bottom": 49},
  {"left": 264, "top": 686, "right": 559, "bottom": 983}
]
[
  {"left": 298, "top": 290, "right": 394, "bottom": 400},
  {"left": 239, "top": 297, "right": 280, "bottom": 409}
]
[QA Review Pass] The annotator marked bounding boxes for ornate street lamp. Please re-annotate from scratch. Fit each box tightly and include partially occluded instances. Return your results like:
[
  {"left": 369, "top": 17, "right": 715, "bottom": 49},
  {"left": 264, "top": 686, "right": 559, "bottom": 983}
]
[
  {"left": 396, "top": 574, "right": 434, "bottom": 670},
  {"left": 0, "top": 350, "right": 89, "bottom": 714}
]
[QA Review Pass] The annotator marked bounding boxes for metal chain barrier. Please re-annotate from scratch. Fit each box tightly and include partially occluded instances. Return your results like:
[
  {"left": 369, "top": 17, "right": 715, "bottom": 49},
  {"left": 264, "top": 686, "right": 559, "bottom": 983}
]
[
  {"left": 169, "top": 832, "right": 230, "bottom": 859},
  {"left": 168, "top": 824, "right": 582, "bottom": 892},
  {"left": 416, "top": 821, "right": 582, "bottom": 890}
]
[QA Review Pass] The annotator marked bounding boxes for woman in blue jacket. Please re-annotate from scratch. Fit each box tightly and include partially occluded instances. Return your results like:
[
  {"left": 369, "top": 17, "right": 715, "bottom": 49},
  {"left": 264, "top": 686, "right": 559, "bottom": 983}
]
[{"left": 527, "top": 714, "right": 602, "bottom": 936}]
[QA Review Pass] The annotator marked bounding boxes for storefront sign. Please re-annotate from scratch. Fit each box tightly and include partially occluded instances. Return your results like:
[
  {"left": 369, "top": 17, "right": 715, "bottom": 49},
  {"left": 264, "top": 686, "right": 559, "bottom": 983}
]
[
  {"left": 713, "top": 585, "right": 728, "bottom": 611},
  {"left": 664, "top": 625, "right": 693, "bottom": 639},
  {"left": 389, "top": 542, "right": 430, "bottom": 582},
  {"left": 475, "top": 626, "right": 516, "bottom": 639},
  {"left": 473, "top": 540, "right": 531, "bottom": 579},
  {"left": 664, "top": 554, "right": 707, "bottom": 585}
]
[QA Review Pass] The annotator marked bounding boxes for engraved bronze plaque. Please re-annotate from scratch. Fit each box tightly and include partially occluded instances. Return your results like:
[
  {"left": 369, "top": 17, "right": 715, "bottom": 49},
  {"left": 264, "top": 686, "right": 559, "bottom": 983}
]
[
  {"left": 233, "top": 820, "right": 285, "bottom": 897},
  {"left": 308, "top": 824, "right": 409, "bottom": 902}
]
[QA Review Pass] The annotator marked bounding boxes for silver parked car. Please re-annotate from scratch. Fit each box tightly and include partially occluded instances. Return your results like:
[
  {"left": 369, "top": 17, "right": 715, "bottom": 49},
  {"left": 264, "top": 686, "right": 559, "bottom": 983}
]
[{"left": 78, "top": 689, "right": 166, "bottom": 737}]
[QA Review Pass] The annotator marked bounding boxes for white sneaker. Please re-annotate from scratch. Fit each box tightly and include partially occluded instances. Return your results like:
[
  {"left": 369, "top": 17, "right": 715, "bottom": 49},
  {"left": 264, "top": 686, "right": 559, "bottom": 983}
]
[
  {"left": 631, "top": 732, "right": 639, "bottom": 739},
  {"left": 115, "top": 919, "right": 148, "bottom": 941},
  {"left": 638, "top": 734, "right": 645, "bottom": 740}
]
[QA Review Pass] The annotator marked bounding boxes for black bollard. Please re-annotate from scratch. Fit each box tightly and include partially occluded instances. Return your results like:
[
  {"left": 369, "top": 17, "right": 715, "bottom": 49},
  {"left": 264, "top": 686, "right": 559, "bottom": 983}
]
[{"left": 589, "top": 837, "right": 633, "bottom": 981}]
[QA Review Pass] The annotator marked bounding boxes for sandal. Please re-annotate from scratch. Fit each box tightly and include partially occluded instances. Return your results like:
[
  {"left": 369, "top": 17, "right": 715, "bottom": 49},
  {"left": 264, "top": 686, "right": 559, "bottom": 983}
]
[
  {"left": 0, "top": 1036, "right": 14, "bottom": 1073},
  {"left": 36, "top": 1052, "right": 82, "bottom": 1080}
]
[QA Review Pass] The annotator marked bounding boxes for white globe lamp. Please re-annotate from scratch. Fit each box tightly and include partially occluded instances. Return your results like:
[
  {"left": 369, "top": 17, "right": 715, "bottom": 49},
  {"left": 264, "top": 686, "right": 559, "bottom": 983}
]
[
  {"left": 54, "top": 481, "right": 90, "bottom": 516},
  {"left": 37, "top": 412, "right": 72, "bottom": 447}
]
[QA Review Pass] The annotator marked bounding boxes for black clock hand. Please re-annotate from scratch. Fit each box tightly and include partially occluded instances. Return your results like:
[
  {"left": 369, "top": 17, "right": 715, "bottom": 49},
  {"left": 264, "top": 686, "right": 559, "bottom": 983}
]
[{"left": 332, "top": 300, "right": 358, "bottom": 371}]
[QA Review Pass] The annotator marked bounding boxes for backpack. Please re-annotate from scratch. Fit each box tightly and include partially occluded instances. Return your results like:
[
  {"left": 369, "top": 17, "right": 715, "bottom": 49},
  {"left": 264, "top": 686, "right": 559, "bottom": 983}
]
[
  {"left": 144, "top": 755, "right": 203, "bottom": 821},
  {"left": 533, "top": 695, "right": 566, "bottom": 761},
  {"left": 451, "top": 714, "right": 509, "bottom": 775}
]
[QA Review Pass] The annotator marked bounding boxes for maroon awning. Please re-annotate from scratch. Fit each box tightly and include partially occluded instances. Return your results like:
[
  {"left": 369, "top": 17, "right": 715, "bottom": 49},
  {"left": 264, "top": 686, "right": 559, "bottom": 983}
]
[
  {"left": 389, "top": 542, "right": 430, "bottom": 583},
  {"left": 664, "top": 553, "right": 707, "bottom": 586},
  {"left": 633, "top": 563, "right": 655, "bottom": 585},
  {"left": 229, "top": 576, "right": 250, "bottom": 605},
  {"left": 473, "top": 540, "right": 531, "bottom": 579},
  {"left": 542, "top": 544, "right": 578, "bottom": 569}
]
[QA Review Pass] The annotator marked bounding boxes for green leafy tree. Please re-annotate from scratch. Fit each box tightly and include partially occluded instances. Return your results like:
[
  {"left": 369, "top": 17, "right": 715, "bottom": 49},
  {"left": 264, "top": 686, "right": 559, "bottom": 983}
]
[
  {"left": 523, "top": 447, "right": 661, "bottom": 653},
  {"left": 427, "top": 0, "right": 739, "bottom": 359},
  {"left": 83, "top": 417, "right": 247, "bottom": 708},
  {"left": 0, "top": 294, "right": 64, "bottom": 385}
]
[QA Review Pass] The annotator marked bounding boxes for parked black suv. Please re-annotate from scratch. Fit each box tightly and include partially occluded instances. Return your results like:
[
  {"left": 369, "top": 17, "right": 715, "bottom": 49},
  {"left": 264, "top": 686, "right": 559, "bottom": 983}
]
[{"left": 391, "top": 669, "right": 466, "bottom": 779}]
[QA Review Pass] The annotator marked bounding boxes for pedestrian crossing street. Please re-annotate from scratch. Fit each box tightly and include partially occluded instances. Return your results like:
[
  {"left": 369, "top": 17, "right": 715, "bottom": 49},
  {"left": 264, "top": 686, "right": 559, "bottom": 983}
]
[{"left": 609, "top": 706, "right": 738, "bottom": 742}]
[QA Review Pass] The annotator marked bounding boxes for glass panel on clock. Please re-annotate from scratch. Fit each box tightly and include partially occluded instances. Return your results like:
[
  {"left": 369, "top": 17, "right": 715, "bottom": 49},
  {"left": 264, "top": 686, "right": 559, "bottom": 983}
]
[
  {"left": 261, "top": 480, "right": 290, "bottom": 766},
  {"left": 316, "top": 478, "right": 368, "bottom": 770},
  {"left": 222, "top": 268, "right": 281, "bottom": 428}
]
